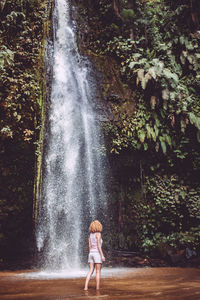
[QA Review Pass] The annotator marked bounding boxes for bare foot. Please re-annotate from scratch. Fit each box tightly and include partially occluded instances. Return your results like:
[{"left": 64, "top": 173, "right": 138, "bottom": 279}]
[
  {"left": 96, "top": 290, "right": 101, "bottom": 296},
  {"left": 84, "top": 289, "right": 89, "bottom": 296}
]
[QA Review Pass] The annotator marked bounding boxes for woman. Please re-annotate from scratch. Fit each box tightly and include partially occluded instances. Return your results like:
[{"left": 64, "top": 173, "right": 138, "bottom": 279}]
[{"left": 84, "top": 220, "right": 105, "bottom": 290}]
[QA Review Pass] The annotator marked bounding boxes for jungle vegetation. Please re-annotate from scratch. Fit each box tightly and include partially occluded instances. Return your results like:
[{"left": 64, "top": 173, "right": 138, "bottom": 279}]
[
  {"left": 75, "top": 0, "right": 200, "bottom": 256},
  {"left": 0, "top": 0, "right": 52, "bottom": 261}
]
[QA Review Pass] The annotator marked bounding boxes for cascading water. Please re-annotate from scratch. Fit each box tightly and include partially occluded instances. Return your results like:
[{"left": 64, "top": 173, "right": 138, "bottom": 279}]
[{"left": 36, "top": 0, "right": 107, "bottom": 270}]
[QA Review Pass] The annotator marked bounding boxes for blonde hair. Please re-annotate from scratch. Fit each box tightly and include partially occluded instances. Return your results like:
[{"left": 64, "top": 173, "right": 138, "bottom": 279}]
[{"left": 89, "top": 220, "right": 103, "bottom": 233}]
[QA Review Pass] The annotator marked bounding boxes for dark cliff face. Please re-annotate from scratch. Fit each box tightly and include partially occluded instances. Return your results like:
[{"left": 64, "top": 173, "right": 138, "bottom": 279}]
[
  {"left": 0, "top": 0, "right": 53, "bottom": 265},
  {"left": 71, "top": 0, "right": 200, "bottom": 256}
]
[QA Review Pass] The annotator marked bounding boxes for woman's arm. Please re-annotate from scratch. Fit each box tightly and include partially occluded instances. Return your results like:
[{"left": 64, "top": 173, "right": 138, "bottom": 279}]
[
  {"left": 96, "top": 233, "right": 105, "bottom": 262},
  {"left": 88, "top": 236, "right": 91, "bottom": 252}
]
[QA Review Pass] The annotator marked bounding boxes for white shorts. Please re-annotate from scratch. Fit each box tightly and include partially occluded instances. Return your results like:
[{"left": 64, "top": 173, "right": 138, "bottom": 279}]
[{"left": 88, "top": 252, "right": 102, "bottom": 264}]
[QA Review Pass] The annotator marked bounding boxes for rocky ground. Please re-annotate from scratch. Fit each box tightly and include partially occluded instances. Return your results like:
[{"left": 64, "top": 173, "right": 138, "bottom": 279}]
[{"left": 106, "top": 250, "right": 200, "bottom": 268}]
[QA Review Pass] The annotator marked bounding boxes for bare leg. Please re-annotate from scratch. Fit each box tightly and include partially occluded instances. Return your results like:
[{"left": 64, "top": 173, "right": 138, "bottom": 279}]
[
  {"left": 95, "top": 263, "right": 102, "bottom": 290},
  {"left": 84, "top": 263, "right": 94, "bottom": 290}
]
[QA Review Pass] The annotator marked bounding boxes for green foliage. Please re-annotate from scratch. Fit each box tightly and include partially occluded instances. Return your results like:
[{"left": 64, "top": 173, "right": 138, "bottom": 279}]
[
  {"left": 134, "top": 174, "right": 200, "bottom": 253},
  {"left": 105, "top": 34, "right": 200, "bottom": 139},
  {"left": 105, "top": 97, "right": 176, "bottom": 155},
  {"left": 0, "top": 0, "right": 47, "bottom": 143},
  {"left": 82, "top": 0, "right": 200, "bottom": 162},
  {"left": 121, "top": 8, "right": 136, "bottom": 23},
  {"left": 0, "top": 46, "right": 14, "bottom": 70}
]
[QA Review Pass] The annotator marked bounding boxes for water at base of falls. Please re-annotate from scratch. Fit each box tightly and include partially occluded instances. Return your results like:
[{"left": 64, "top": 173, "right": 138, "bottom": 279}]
[
  {"left": 36, "top": 0, "right": 108, "bottom": 271},
  {"left": 19, "top": 268, "right": 133, "bottom": 279}
]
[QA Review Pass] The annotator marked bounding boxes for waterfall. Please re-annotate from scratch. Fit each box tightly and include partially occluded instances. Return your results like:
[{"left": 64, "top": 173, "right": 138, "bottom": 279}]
[{"left": 36, "top": 0, "right": 107, "bottom": 270}]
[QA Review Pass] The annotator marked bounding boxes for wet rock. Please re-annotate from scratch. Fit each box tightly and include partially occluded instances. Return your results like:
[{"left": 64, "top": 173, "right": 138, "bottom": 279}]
[
  {"left": 185, "top": 247, "right": 197, "bottom": 259},
  {"left": 109, "top": 250, "right": 169, "bottom": 268}
]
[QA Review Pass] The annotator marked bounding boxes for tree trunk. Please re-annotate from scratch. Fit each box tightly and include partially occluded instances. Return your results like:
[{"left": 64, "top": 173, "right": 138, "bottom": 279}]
[
  {"left": 113, "top": 0, "right": 121, "bottom": 19},
  {"left": 130, "top": 28, "right": 134, "bottom": 40},
  {"left": 191, "top": 0, "right": 199, "bottom": 30}
]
